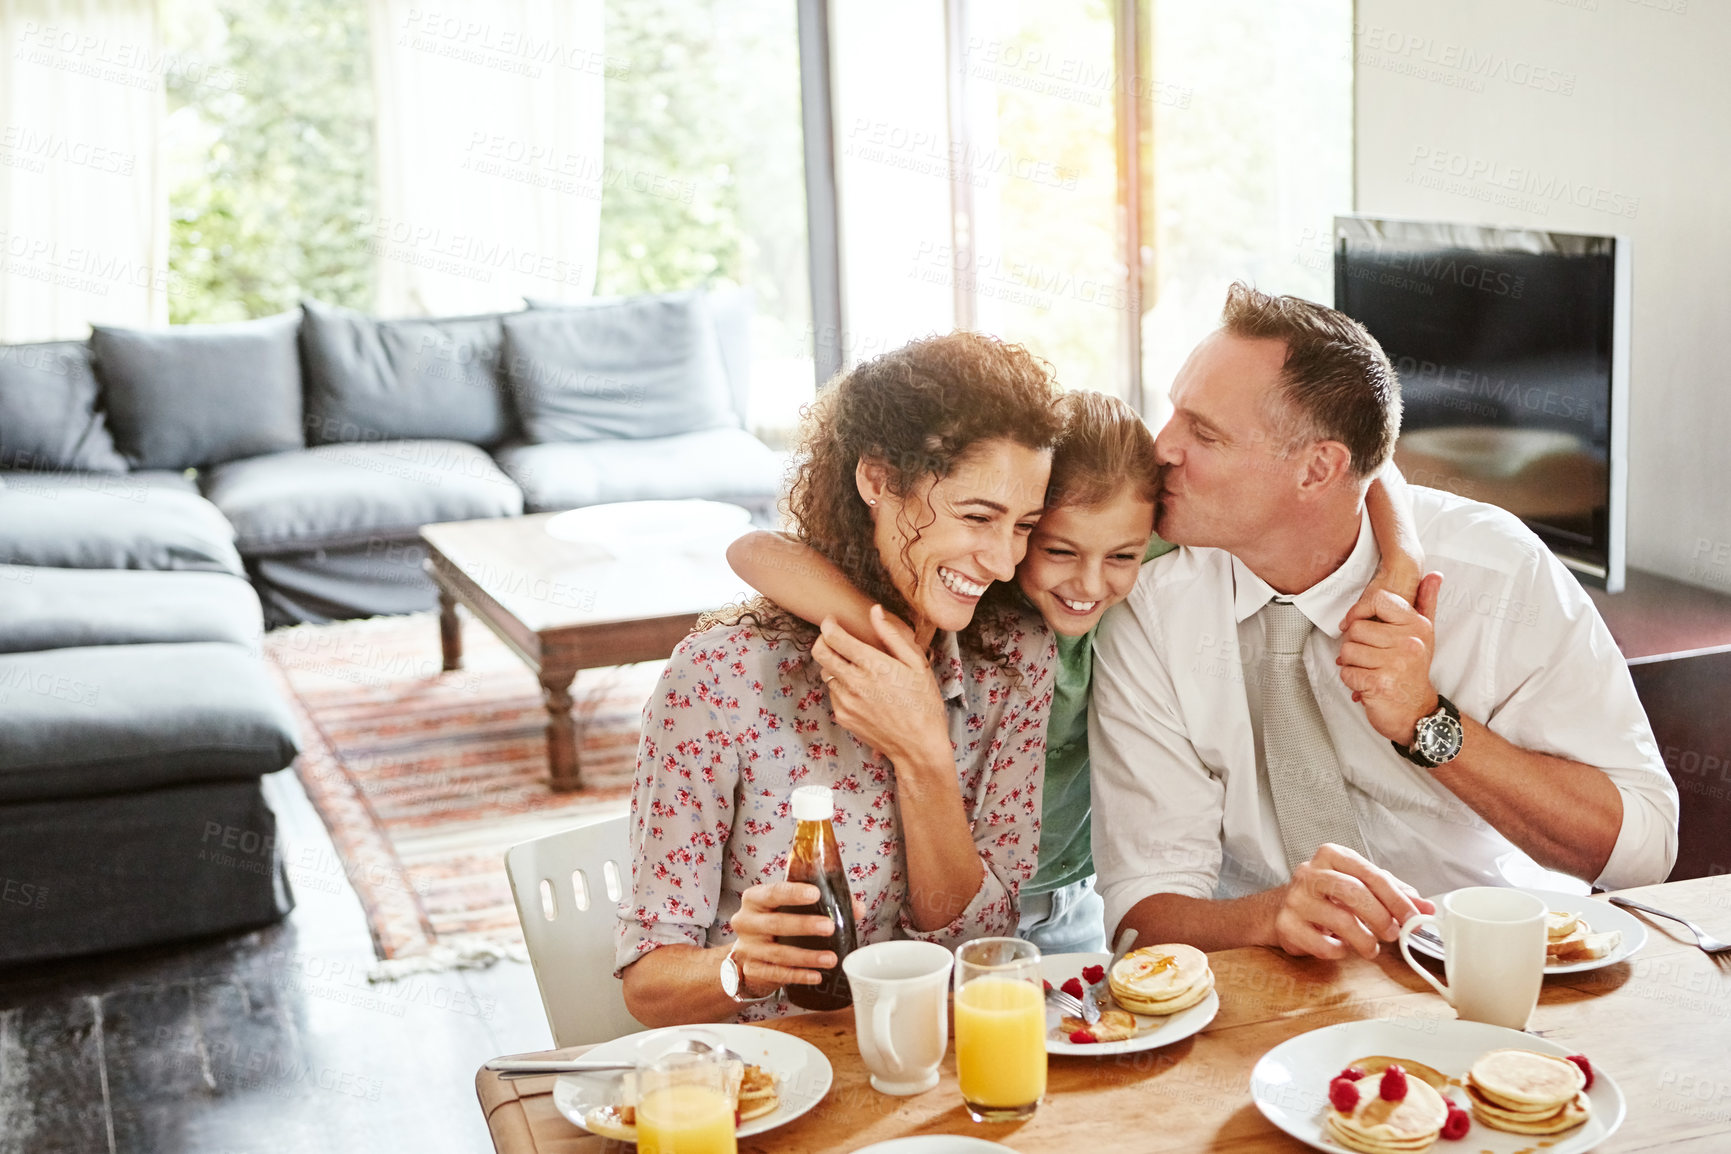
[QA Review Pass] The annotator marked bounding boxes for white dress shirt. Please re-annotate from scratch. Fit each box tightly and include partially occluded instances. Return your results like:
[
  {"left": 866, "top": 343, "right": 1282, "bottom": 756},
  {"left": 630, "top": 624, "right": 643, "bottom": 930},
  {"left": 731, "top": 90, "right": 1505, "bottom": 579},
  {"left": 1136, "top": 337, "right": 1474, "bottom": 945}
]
[{"left": 1089, "top": 486, "right": 1679, "bottom": 938}]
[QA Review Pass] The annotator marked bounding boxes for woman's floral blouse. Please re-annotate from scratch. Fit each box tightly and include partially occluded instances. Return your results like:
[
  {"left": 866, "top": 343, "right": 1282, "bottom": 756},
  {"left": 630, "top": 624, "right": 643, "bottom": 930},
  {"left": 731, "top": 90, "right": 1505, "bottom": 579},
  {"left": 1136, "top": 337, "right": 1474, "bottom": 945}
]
[{"left": 615, "top": 610, "right": 1057, "bottom": 1020}]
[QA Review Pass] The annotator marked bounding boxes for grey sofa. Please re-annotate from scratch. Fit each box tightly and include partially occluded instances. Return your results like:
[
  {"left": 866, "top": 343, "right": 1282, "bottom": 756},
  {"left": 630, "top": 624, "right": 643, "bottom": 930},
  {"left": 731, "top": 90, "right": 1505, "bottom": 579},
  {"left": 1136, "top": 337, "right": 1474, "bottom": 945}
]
[
  {"left": 0, "top": 480, "right": 298, "bottom": 963},
  {"left": 0, "top": 287, "right": 784, "bottom": 962}
]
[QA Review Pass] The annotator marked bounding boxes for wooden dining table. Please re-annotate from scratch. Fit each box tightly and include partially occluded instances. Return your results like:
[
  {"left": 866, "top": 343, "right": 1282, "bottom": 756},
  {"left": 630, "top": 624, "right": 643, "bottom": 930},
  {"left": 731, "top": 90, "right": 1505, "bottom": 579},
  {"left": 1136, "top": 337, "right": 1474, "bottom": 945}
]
[{"left": 475, "top": 875, "right": 1731, "bottom": 1152}]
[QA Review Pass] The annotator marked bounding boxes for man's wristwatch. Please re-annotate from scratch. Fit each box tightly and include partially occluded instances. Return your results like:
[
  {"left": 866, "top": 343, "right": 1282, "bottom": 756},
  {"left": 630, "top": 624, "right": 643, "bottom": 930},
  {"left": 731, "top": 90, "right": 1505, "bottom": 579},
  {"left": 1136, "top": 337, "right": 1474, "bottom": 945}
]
[
  {"left": 719, "top": 942, "right": 776, "bottom": 1004},
  {"left": 1394, "top": 694, "right": 1465, "bottom": 769}
]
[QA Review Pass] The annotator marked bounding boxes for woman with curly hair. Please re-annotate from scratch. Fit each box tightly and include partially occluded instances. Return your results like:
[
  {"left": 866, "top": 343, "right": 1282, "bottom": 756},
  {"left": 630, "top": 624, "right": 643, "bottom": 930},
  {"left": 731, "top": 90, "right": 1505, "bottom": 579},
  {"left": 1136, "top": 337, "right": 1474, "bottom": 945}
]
[{"left": 616, "top": 332, "right": 1064, "bottom": 1025}]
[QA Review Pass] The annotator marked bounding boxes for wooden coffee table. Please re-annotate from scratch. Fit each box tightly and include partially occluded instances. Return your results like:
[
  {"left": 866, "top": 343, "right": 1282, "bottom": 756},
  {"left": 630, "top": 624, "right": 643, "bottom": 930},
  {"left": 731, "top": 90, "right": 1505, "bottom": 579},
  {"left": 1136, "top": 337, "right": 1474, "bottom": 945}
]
[{"left": 420, "top": 506, "right": 751, "bottom": 791}]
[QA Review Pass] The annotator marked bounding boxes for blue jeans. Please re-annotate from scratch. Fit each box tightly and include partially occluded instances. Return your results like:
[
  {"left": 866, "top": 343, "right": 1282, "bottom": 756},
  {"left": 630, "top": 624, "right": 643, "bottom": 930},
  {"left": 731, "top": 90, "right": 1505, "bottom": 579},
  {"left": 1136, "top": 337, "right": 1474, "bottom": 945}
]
[{"left": 1017, "top": 875, "right": 1107, "bottom": 955}]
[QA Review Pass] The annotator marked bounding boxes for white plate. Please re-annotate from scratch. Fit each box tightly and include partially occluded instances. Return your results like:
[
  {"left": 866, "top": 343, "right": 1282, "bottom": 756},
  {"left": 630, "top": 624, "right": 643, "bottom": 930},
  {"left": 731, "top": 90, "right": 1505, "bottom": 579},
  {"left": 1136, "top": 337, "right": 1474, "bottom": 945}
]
[
  {"left": 1407, "top": 889, "right": 1648, "bottom": 974},
  {"left": 551, "top": 1023, "right": 832, "bottom": 1141},
  {"left": 1040, "top": 951, "right": 1219, "bottom": 1057},
  {"left": 1250, "top": 1017, "right": 1624, "bottom": 1154},
  {"left": 854, "top": 1140, "right": 1016, "bottom": 1153}
]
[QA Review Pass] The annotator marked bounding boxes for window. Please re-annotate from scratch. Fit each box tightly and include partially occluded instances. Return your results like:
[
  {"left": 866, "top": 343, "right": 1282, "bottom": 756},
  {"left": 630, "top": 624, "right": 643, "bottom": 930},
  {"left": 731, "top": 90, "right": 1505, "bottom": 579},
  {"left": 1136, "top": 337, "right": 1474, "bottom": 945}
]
[
  {"left": 162, "top": 0, "right": 375, "bottom": 323},
  {"left": 1138, "top": 0, "right": 1353, "bottom": 424},
  {"left": 959, "top": 1, "right": 1129, "bottom": 399},
  {"left": 828, "top": 0, "right": 1353, "bottom": 418},
  {"left": 598, "top": 0, "right": 813, "bottom": 447}
]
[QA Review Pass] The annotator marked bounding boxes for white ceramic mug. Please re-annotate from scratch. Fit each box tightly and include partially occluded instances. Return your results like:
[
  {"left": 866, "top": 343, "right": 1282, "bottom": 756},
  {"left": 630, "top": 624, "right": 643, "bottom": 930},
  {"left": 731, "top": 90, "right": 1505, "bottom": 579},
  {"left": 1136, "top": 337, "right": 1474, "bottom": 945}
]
[
  {"left": 1399, "top": 886, "right": 1548, "bottom": 1029},
  {"left": 841, "top": 940, "right": 954, "bottom": 1095}
]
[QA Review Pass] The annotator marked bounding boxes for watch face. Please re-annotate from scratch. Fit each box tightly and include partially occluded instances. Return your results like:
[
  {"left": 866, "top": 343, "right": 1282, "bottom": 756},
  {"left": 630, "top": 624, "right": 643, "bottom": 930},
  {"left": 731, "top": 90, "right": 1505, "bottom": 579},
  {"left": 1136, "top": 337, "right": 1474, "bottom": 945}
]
[
  {"left": 1415, "top": 712, "right": 1464, "bottom": 765},
  {"left": 720, "top": 956, "right": 740, "bottom": 997}
]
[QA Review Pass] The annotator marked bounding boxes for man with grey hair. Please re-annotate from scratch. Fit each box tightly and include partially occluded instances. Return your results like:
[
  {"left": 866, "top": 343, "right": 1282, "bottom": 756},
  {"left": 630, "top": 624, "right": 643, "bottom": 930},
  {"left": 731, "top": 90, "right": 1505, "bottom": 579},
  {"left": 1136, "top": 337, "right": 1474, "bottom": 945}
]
[{"left": 1090, "top": 282, "right": 1677, "bottom": 959}]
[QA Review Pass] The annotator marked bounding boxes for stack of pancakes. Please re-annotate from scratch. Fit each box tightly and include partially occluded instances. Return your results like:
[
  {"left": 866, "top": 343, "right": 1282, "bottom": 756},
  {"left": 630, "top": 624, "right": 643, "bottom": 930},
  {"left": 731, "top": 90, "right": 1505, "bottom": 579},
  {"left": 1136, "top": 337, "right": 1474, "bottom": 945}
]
[
  {"left": 1546, "top": 909, "right": 1621, "bottom": 964},
  {"left": 1324, "top": 1068, "right": 1449, "bottom": 1153},
  {"left": 735, "top": 1063, "right": 779, "bottom": 1122},
  {"left": 1107, "top": 943, "right": 1213, "bottom": 1015},
  {"left": 1465, "top": 1049, "right": 1591, "bottom": 1136}
]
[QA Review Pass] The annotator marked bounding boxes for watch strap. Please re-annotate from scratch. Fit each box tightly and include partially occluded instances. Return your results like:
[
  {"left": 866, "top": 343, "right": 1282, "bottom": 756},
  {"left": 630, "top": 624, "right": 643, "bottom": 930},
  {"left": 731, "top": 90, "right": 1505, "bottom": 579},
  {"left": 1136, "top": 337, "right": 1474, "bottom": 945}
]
[
  {"left": 721, "top": 942, "right": 776, "bottom": 1004},
  {"left": 1393, "top": 694, "right": 1461, "bottom": 768}
]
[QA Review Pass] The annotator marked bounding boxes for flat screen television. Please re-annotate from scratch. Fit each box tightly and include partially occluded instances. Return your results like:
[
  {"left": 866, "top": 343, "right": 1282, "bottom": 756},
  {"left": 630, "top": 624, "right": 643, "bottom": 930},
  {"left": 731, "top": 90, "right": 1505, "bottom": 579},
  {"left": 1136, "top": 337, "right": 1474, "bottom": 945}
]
[{"left": 1334, "top": 215, "right": 1630, "bottom": 592}]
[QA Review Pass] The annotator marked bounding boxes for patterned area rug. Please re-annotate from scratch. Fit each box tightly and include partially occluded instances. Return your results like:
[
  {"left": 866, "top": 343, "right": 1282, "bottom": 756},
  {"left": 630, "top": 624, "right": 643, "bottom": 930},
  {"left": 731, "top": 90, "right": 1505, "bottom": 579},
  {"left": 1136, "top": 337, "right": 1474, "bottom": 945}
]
[{"left": 265, "top": 611, "right": 656, "bottom": 974}]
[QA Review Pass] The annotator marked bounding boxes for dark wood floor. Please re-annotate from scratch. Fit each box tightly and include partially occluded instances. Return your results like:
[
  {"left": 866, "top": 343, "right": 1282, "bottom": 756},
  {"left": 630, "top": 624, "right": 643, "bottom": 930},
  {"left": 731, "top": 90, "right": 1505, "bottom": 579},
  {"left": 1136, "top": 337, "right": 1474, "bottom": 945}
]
[{"left": 0, "top": 769, "right": 554, "bottom": 1154}]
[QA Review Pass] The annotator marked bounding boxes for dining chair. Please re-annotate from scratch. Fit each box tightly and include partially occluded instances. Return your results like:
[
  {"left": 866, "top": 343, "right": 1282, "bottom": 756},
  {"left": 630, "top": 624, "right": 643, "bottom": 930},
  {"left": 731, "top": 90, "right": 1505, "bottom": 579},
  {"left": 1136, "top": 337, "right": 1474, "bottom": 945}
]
[{"left": 506, "top": 813, "right": 646, "bottom": 1048}]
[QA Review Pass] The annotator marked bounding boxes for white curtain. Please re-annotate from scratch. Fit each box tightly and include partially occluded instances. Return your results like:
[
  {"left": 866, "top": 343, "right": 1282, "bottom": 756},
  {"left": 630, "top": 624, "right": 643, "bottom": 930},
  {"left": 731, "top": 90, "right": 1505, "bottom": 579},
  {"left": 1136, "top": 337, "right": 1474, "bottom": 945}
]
[
  {"left": 0, "top": 0, "right": 166, "bottom": 341},
  {"left": 368, "top": 0, "right": 605, "bottom": 316}
]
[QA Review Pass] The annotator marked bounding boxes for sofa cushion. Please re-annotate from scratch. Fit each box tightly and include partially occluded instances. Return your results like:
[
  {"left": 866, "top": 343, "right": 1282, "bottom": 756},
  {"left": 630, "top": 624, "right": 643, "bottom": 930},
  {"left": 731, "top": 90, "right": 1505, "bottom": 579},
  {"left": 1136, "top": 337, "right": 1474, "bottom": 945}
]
[
  {"left": 0, "top": 481, "right": 243, "bottom": 574},
  {"left": 492, "top": 428, "right": 785, "bottom": 514},
  {"left": 503, "top": 291, "right": 738, "bottom": 443},
  {"left": 0, "top": 569, "right": 262, "bottom": 655},
  {"left": 201, "top": 439, "right": 524, "bottom": 555},
  {"left": 0, "top": 341, "right": 129, "bottom": 473},
  {"left": 0, "top": 779, "right": 291, "bottom": 965},
  {"left": 251, "top": 542, "right": 439, "bottom": 627},
  {"left": 0, "top": 467, "right": 197, "bottom": 496},
  {"left": 300, "top": 298, "right": 516, "bottom": 448},
  {"left": 528, "top": 287, "right": 753, "bottom": 427},
  {"left": 0, "top": 642, "right": 298, "bottom": 804},
  {"left": 93, "top": 310, "right": 304, "bottom": 469}
]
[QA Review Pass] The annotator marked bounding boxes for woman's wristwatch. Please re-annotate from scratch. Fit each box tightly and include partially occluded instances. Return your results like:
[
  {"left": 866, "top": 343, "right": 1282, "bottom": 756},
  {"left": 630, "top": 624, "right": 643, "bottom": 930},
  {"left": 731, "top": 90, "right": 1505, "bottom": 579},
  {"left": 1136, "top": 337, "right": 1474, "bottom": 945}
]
[{"left": 719, "top": 942, "right": 776, "bottom": 1004}]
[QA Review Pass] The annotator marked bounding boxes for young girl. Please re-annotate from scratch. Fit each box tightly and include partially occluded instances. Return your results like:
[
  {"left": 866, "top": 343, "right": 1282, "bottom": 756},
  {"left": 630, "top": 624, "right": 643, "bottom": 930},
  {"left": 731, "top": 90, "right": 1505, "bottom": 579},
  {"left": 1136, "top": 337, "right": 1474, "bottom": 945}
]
[{"left": 728, "top": 390, "right": 1421, "bottom": 954}]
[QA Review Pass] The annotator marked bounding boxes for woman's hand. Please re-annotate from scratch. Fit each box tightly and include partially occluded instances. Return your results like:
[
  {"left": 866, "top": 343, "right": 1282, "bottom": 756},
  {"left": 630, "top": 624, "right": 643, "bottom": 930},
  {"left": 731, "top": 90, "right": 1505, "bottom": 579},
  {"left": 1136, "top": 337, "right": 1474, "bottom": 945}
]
[
  {"left": 812, "top": 605, "right": 949, "bottom": 766},
  {"left": 727, "top": 881, "right": 844, "bottom": 997}
]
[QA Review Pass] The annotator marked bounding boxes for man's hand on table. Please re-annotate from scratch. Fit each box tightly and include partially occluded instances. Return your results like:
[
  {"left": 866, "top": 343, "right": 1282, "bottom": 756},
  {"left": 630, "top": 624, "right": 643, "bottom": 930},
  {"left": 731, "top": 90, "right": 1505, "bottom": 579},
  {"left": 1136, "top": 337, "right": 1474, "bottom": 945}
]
[{"left": 1269, "top": 844, "right": 1434, "bottom": 960}]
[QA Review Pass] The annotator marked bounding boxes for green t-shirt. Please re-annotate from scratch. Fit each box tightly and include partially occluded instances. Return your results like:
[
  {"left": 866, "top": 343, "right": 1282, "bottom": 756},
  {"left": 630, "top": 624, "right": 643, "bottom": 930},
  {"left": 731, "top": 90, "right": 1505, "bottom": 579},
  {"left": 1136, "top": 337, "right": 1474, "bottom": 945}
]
[{"left": 1025, "top": 532, "right": 1177, "bottom": 896}]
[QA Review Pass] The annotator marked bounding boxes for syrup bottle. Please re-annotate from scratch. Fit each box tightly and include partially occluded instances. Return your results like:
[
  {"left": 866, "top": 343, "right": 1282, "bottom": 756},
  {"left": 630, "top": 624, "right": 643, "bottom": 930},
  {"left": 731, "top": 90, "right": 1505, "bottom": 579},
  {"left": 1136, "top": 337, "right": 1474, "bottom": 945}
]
[{"left": 779, "top": 785, "right": 858, "bottom": 1011}]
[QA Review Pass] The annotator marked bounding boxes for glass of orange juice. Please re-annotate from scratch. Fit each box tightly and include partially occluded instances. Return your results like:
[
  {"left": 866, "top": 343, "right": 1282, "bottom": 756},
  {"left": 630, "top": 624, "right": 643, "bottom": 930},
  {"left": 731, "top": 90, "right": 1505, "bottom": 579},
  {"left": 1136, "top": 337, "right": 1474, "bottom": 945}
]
[
  {"left": 635, "top": 1041, "right": 738, "bottom": 1154},
  {"left": 954, "top": 937, "right": 1046, "bottom": 1122}
]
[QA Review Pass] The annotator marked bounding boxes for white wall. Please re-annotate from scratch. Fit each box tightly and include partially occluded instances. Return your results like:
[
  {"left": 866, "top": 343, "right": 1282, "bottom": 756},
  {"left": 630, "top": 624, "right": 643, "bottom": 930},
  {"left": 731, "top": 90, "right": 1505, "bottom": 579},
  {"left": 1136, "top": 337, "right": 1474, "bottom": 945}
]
[{"left": 1354, "top": 0, "right": 1731, "bottom": 593}]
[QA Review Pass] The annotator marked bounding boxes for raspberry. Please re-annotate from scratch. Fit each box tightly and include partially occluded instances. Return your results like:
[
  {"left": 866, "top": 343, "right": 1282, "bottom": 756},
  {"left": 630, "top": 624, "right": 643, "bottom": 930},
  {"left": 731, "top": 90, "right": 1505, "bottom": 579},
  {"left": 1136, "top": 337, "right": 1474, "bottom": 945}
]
[
  {"left": 1081, "top": 964, "right": 1105, "bottom": 984},
  {"left": 1337, "top": 1065, "right": 1366, "bottom": 1082},
  {"left": 1042, "top": 979, "right": 1052, "bottom": 992},
  {"left": 1440, "top": 1104, "right": 1470, "bottom": 1140},
  {"left": 1379, "top": 1064, "right": 1408, "bottom": 1102},
  {"left": 1068, "top": 1029, "right": 1097, "bottom": 1044},
  {"left": 1061, "top": 977, "right": 1085, "bottom": 1000},
  {"left": 1328, "top": 1077, "right": 1360, "bottom": 1113},
  {"left": 1566, "top": 1054, "right": 1594, "bottom": 1090}
]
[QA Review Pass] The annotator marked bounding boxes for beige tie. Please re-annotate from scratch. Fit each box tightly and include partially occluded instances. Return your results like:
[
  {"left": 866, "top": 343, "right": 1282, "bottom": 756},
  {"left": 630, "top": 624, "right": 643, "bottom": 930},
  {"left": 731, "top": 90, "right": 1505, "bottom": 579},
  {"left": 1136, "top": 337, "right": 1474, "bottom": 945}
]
[{"left": 1258, "top": 600, "right": 1369, "bottom": 871}]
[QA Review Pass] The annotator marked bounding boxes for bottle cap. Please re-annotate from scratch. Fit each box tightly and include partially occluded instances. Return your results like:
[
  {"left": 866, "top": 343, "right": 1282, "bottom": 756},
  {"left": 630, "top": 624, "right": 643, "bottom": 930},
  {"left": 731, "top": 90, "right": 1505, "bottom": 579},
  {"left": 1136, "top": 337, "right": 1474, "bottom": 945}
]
[{"left": 790, "top": 785, "right": 834, "bottom": 822}]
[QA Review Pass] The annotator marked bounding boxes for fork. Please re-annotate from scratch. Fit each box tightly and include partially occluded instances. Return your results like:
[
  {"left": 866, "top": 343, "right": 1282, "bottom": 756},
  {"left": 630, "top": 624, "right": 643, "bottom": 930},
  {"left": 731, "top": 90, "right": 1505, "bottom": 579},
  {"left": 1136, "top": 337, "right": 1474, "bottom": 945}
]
[
  {"left": 1044, "top": 983, "right": 1099, "bottom": 1024},
  {"left": 1607, "top": 896, "right": 1731, "bottom": 954}
]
